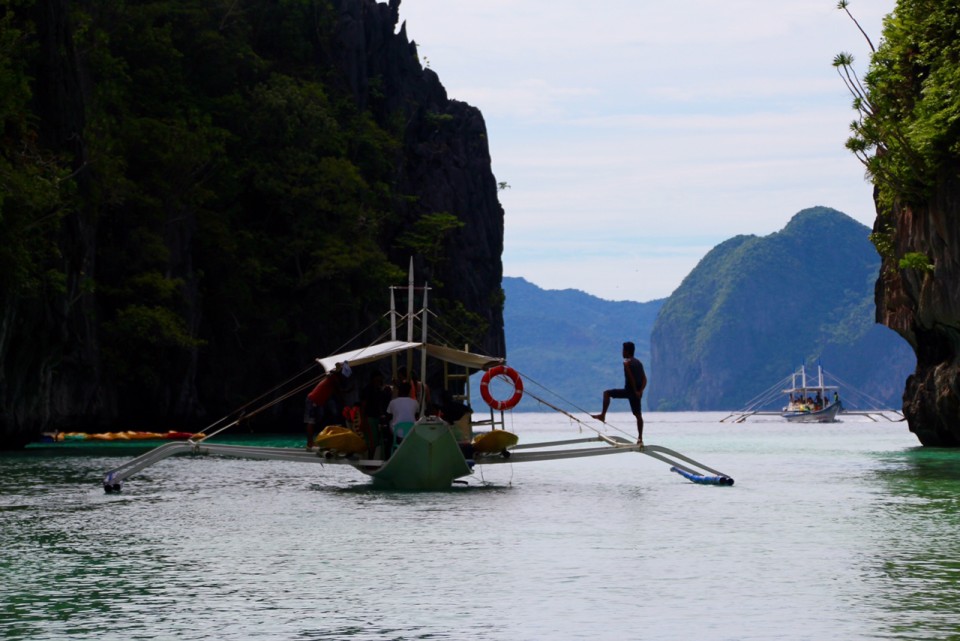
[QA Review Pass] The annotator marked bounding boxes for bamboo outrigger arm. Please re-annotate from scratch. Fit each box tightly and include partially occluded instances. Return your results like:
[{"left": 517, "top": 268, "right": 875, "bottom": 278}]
[
  {"left": 473, "top": 434, "right": 734, "bottom": 485},
  {"left": 103, "top": 433, "right": 734, "bottom": 492},
  {"left": 102, "top": 440, "right": 338, "bottom": 493}
]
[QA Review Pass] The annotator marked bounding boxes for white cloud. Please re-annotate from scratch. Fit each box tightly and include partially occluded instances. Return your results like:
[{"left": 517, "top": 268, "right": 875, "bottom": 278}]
[{"left": 398, "top": 0, "right": 895, "bottom": 301}]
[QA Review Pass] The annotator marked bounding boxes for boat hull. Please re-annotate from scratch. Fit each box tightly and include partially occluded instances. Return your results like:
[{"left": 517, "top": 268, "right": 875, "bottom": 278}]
[
  {"left": 782, "top": 401, "right": 842, "bottom": 423},
  {"left": 366, "top": 421, "right": 472, "bottom": 490}
]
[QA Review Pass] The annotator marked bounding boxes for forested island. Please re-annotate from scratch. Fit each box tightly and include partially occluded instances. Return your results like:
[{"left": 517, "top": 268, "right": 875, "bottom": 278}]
[
  {"left": 649, "top": 207, "right": 913, "bottom": 411},
  {"left": 0, "top": 0, "right": 506, "bottom": 447}
]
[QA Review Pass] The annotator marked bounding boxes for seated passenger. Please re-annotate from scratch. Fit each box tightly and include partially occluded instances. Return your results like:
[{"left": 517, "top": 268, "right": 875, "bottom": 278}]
[{"left": 386, "top": 381, "right": 419, "bottom": 442}]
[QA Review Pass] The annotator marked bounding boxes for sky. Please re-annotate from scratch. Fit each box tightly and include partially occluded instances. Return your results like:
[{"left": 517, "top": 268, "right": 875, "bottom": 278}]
[{"left": 395, "top": 0, "right": 897, "bottom": 302}]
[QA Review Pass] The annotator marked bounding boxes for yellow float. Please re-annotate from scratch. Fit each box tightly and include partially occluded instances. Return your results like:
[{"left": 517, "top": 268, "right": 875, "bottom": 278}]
[
  {"left": 471, "top": 430, "right": 519, "bottom": 453},
  {"left": 312, "top": 425, "right": 367, "bottom": 455}
]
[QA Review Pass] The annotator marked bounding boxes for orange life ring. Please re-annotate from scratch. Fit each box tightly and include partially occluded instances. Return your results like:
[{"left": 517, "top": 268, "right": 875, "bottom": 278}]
[{"left": 480, "top": 365, "right": 524, "bottom": 411}]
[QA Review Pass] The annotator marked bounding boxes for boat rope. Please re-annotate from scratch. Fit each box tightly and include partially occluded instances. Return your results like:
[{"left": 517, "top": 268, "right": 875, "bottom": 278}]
[
  {"left": 195, "top": 375, "right": 319, "bottom": 442},
  {"left": 423, "top": 308, "right": 496, "bottom": 357},
  {"left": 818, "top": 369, "right": 901, "bottom": 412},
  {"left": 719, "top": 374, "right": 794, "bottom": 422},
  {"left": 739, "top": 374, "right": 793, "bottom": 411},
  {"left": 330, "top": 312, "right": 395, "bottom": 355},
  {"left": 188, "top": 361, "right": 319, "bottom": 441},
  {"left": 511, "top": 369, "right": 638, "bottom": 444},
  {"left": 192, "top": 313, "right": 400, "bottom": 442}
]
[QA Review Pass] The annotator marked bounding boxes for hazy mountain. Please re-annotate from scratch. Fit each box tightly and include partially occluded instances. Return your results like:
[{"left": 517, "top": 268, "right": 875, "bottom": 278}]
[
  {"left": 647, "top": 206, "right": 914, "bottom": 410},
  {"left": 497, "top": 207, "right": 915, "bottom": 415},
  {"left": 500, "top": 278, "right": 664, "bottom": 413}
]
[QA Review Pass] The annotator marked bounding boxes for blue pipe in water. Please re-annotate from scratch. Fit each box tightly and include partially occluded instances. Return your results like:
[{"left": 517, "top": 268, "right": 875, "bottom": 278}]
[{"left": 670, "top": 466, "right": 734, "bottom": 486}]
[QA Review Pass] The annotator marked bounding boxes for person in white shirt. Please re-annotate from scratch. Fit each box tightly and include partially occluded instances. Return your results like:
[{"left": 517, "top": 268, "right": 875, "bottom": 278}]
[{"left": 386, "top": 381, "right": 419, "bottom": 440}]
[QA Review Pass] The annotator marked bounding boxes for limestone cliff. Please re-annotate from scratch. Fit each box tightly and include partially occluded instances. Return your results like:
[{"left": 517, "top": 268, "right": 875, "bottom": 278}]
[
  {"left": 835, "top": 2, "right": 960, "bottom": 445},
  {"left": 0, "top": 0, "right": 504, "bottom": 447},
  {"left": 329, "top": 0, "right": 505, "bottom": 358},
  {"left": 875, "top": 175, "right": 960, "bottom": 445}
]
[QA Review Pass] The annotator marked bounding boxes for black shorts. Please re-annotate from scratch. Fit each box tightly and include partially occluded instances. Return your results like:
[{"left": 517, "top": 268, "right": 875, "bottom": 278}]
[{"left": 607, "top": 388, "right": 642, "bottom": 416}]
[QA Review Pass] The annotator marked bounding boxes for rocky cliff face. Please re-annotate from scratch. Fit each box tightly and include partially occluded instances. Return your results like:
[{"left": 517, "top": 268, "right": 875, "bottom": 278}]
[
  {"left": 330, "top": 0, "right": 505, "bottom": 389},
  {"left": 875, "top": 171, "right": 960, "bottom": 445},
  {"left": 329, "top": 0, "right": 505, "bottom": 358},
  {"left": 0, "top": 0, "right": 109, "bottom": 448},
  {"left": 833, "top": 2, "right": 960, "bottom": 446},
  {"left": 0, "top": 0, "right": 504, "bottom": 447}
]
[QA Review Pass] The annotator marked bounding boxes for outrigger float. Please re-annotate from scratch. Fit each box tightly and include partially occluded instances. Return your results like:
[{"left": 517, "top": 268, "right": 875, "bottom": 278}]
[{"left": 104, "top": 264, "right": 734, "bottom": 492}]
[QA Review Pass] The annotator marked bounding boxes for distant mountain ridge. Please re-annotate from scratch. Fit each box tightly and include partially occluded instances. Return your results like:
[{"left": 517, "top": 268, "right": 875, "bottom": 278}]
[
  {"left": 501, "top": 278, "right": 663, "bottom": 412},
  {"left": 500, "top": 207, "right": 914, "bottom": 414}
]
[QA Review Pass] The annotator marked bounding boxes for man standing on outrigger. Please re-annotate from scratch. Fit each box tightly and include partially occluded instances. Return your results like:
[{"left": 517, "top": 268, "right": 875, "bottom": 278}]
[{"left": 592, "top": 341, "right": 647, "bottom": 448}]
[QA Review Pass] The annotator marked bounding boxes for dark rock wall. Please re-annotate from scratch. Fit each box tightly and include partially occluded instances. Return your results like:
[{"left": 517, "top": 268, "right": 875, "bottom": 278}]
[
  {"left": 331, "top": 0, "right": 505, "bottom": 358},
  {"left": 1, "top": 0, "right": 504, "bottom": 447},
  {"left": 0, "top": 0, "right": 108, "bottom": 448},
  {"left": 876, "top": 169, "right": 960, "bottom": 445}
]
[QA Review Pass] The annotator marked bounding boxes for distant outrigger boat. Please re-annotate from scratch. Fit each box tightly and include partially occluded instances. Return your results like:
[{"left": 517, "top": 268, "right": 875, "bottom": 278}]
[
  {"left": 721, "top": 362, "right": 904, "bottom": 424},
  {"left": 781, "top": 364, "right": 842, "bottom": 423},
  {"left": 104, "top": 262, "right": 734, "bottom": 491}
]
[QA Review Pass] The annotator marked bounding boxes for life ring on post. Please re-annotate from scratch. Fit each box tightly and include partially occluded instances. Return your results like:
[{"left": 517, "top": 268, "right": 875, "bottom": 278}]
[{"left": 480, "top": 365, "right": 524, "bottom": 411}]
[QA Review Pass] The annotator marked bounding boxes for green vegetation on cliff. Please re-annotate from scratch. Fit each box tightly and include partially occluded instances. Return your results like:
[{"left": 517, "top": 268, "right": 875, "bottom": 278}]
[
  {"left": 0, "top": 8, "right": 69, "bottom": 306},
  {"left": 837, "top": 0, "right": 960, "bottom": 211},
  {"left": 648, "top": 207, "right": 914, "bottom": 411},
  {"left": 835, "top": 1, "right": 960, "bottom": 445},
  {"left": 0, "top": 0, "right": 504, "bottom": 442}
]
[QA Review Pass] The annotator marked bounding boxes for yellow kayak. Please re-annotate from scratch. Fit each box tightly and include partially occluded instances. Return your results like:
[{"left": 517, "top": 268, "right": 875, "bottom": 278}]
[
  {"left": 313, "top": 426, "right": 367, "bottom": 455},
  {"left": 60, "top": 430, "right": 198, "bottom": 441},
  {"left": 472, "top": 430, "right": 519, "bottom": 453}
]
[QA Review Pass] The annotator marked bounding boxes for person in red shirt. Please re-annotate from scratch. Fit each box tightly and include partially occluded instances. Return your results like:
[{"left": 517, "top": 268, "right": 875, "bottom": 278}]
[{"left": 305, "top": 362, "right": 352, "bottom": 447}]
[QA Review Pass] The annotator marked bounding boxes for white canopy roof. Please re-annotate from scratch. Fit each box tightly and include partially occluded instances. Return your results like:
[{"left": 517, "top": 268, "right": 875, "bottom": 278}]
[
  {"left": 316, "top": 340, "right": 501, "bottom": 374},
  {"left": 422, "top": 343, "right": 502, "bottom": 371}
]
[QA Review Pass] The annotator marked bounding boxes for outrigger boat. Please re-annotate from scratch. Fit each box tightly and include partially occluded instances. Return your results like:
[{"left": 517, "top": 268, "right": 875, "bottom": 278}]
[
  {"left": 721, "top": 362, "right": 907, "bottom": 424},
  {"left": 781, "top": 364, "right": 842, "bottom": 423},
  {"left": 103, "top": 264, "right": 734, "bottom": 492}
]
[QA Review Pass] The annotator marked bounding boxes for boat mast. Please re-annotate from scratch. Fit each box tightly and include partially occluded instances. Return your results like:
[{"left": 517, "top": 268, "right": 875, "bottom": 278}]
[
  {"left": 390, "top": 287, "right": 397, "bottom": 341},
  {"left": 421, "top": 279, "right": 429, "bottom": 387},
  {"left": 390, "top": 283, "right": 398, "bottom": 377},
  {"left": 406, "top": 258, "right": 414, "bottom": 374}
]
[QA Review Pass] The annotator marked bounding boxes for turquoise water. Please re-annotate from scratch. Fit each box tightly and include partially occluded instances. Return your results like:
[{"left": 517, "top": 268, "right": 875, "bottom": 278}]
[{"left": 2, "top": 412, "right": 959, "bottom": 640}]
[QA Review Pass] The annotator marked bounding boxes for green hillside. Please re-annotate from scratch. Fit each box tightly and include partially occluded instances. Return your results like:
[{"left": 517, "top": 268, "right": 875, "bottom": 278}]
[
  {"left": 648, "top": 206, "right": 914, "bottom": 410},
  {"left": 0, "top": 0, "right": 506, "bottom": 444}
]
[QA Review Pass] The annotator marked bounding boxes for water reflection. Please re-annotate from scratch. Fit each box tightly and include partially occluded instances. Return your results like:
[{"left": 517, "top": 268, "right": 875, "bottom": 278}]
[{"left": 861, "top": 448, "right": 960, "bottom": 638}]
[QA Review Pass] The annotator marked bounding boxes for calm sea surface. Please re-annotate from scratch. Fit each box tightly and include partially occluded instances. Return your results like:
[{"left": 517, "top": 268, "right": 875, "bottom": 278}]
[{"left": 2, "top": 412, "right": 959, "bottom": 640}]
